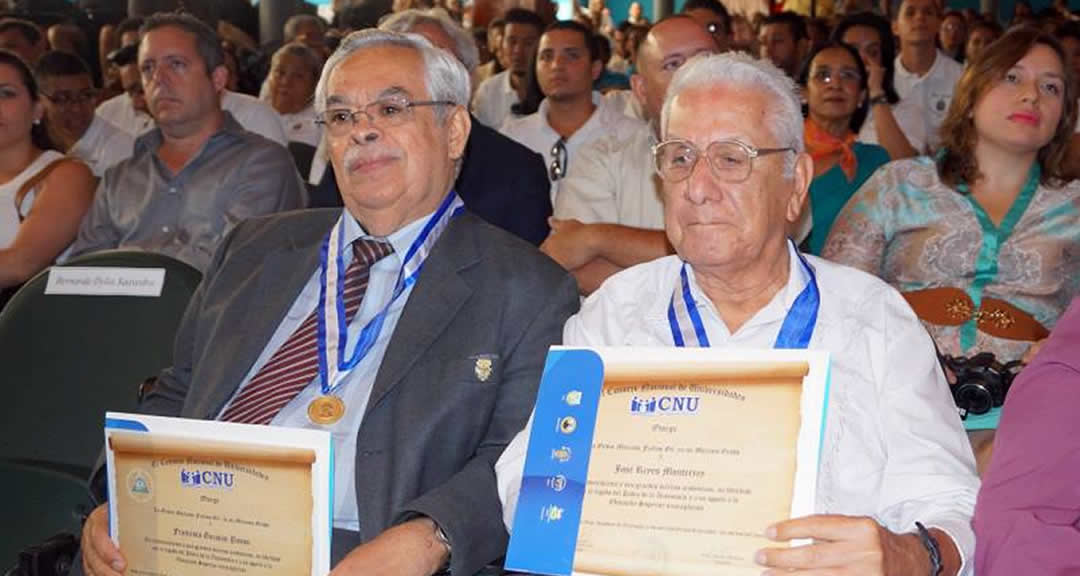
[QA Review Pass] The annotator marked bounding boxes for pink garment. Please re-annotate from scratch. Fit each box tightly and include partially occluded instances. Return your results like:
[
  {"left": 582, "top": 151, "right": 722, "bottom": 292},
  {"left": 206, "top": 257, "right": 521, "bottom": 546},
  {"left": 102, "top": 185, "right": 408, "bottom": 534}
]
[{"left": 973, "top": 297, "right": 1080, "bottom": 575}]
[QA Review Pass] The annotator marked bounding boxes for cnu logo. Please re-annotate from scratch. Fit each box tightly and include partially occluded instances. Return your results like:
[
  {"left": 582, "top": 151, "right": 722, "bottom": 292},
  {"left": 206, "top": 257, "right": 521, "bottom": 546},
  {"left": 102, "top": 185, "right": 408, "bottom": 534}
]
[
  {"left": 180, "top": 469, "right": 235, "bottom": 489},
  {"left": 629, "top": 395, "right": 700, "bottom": 415}
]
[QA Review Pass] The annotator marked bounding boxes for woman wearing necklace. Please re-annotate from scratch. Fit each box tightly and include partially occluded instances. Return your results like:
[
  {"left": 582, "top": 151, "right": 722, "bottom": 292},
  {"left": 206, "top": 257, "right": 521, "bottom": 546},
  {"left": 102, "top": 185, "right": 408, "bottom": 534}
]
[
  {"left": 797, "top": 41, "right": 889, "bottom": 255},
  {"left": 823, "top": 27, "right": 1080, "bottom": 474}
]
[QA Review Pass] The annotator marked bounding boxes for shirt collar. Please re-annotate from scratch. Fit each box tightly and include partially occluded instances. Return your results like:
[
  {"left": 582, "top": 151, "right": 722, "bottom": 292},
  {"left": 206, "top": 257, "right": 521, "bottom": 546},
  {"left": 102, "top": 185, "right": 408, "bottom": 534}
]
[
  {"left": 133, "top": 110, "right": 246, "bottom": 155},
  {"left": 685, "top": 241, "right": 809, "bottom": 338},
  {"left": 895, "top": 49, "right": 946, "bottom": 81},
  {"left": 341, "top": 195, "right": 445, "bottom": 267},
  {"left": 537, "top": 91, "right": 608, "bottom": 141}
]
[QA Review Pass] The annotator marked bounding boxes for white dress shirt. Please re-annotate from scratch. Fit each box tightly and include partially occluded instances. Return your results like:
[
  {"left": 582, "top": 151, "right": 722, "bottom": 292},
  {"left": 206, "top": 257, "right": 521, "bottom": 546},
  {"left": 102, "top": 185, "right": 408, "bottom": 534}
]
[
  {"left": 553, "top": 120, "right": 664, "bottom": 230},
  {"left": 856, "top": 99, "right": 927, "bottom": 155},
  {"left": 69, "top": 115, "right": 136, "bottom": 177},
  {"left": 495, "top": 245, "right": 979, "bottom": 573},
  {"left": 218, "top": 209, "right": 432, "bottom": 531},
  {"left": 96, "top": 90, "right": 289, "bottom": 146},
  {"left": 892, "top": 50, "right": 963, "bottom": 154},
  {"left": 602, "top": 89, "right": 645, "bottom": 122},
  {"left": 278, "top": 103, "right": 321, "bottom": 148},
  {"left": 500, "top": 93, "right": 642, "bottom": 204},
  {"left": 471, "top": 70, "right": 521, "bottom": 129}
]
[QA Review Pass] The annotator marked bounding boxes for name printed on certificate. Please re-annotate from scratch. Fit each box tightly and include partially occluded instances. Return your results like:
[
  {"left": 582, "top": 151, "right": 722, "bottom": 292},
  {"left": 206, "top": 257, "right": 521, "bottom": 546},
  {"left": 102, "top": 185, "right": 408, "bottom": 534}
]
[{"left": 105, "top": 413, "right": 333, "bottom": 576}]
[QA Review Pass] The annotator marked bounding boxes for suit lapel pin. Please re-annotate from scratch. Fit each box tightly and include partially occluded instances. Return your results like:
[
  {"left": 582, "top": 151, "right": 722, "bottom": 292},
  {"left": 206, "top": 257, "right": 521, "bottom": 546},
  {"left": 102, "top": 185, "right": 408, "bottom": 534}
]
[{"left": 475, "top": 357, "right": 493, "bottom": 382}]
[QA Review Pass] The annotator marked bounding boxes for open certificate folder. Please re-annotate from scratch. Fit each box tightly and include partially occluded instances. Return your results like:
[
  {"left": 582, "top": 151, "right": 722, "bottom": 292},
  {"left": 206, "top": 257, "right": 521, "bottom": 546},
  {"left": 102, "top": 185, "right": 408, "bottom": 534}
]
[
  {"left": 104, "top": 413, "right": 333, "bottom": 576},
  {"left": 506, "top": 347, "right": 831, "bottom": 576}
]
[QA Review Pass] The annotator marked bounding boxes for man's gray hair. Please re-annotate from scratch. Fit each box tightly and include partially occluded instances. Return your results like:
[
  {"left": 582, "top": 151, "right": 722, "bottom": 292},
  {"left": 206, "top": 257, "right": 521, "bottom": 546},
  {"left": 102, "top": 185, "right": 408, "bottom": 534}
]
[
  {"left": 660, "top": 52, "right": 804, "bottom": 177},
  {"left": 378, "top": 8, "right": 480, "bottom": 74},
  {"left": 314, "top": 29, "right": 470, "bottom": 120},
  {"left": 284, "top": 14, "right": 326, "bottom": 42}
]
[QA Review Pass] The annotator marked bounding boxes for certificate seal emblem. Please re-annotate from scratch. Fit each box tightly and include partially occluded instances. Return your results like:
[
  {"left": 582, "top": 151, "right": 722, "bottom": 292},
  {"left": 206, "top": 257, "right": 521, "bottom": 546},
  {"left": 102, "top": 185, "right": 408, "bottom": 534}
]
[
  {"left": 474, "top": 358, "right": 493, "bottom": 382},
  {"left": 126, "top": 468, "right": 153, "bottom": 503},
  {"left": 308, "top": 396, "right": 346, "bottom": 425}
]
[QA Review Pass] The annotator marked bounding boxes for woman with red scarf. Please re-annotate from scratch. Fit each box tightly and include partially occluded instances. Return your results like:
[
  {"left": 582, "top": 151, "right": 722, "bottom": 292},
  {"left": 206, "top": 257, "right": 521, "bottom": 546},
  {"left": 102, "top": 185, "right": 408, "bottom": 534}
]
[{"left": 797, "top": 41, "right": 889, "bottom": 255}]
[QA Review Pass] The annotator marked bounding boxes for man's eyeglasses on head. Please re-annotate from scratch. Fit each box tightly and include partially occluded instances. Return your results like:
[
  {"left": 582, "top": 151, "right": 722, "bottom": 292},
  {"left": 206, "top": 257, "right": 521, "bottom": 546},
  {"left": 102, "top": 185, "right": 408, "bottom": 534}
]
[
  {"left": 316, "top": 96, "right": 454, "bottom": 137},
  {"left": 651, "top": 138, "right": 794, "bottom": 183},
  {"left": 549, "top": 137, "right": 568, "bottom": 181}
]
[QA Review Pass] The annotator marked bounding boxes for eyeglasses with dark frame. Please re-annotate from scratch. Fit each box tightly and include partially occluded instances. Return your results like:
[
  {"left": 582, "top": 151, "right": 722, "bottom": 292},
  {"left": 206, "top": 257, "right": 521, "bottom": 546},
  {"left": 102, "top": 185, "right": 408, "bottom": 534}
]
[
  {"left": 316, "top": 96, "right": 455, "bottom": 137},
  {"left": 651, "top": 138, "right": 794, "bottom": 183},
  {"left": 40, "top": 89, "right": 99, "bottom": 106},
  {"left": 549, "top": 137, "right": 568, "bottom": 181}
]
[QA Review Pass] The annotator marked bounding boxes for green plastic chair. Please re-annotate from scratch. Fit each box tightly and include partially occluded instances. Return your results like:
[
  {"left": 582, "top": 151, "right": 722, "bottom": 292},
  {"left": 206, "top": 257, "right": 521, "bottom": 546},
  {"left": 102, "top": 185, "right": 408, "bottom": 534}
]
[{"left": 0, "top": 250, "right": 201, "bottom": 566}]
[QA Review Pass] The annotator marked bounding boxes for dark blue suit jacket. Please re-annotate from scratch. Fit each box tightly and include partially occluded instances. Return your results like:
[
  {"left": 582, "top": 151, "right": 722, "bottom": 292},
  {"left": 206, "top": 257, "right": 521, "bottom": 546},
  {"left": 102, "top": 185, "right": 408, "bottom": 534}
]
[{"left": 310, "top": 114, "right": 552, "bottom": 246}]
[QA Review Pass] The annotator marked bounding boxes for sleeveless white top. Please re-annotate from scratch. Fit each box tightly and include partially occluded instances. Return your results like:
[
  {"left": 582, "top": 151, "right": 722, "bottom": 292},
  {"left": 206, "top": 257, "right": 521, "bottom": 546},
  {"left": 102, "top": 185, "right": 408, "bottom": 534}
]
[{"left": 0, "top": 150, "right": 65, "bottom": 248}]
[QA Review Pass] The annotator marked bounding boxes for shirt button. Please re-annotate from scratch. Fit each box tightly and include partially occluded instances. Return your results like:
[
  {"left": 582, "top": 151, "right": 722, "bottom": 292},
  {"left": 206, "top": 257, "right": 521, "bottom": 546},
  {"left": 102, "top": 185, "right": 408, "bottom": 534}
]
[{"left": 162, "top": 226, "right": 170, "bottom": 233}]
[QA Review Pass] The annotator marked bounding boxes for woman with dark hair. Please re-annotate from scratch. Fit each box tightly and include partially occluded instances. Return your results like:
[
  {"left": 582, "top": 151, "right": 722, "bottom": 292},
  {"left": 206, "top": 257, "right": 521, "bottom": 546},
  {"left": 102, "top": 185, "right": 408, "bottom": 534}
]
[
  {"left": 0, "top": 49, "right": 95, "bottom": 295},
  {"left": 832, "top": 12, "right": 918, "bottom": 159},
  {"left": 823, "top": 27, "right": 1080, "bottom": 474},
  {"left": 797, "top": 41, "right": 889, "bottom": 254}
]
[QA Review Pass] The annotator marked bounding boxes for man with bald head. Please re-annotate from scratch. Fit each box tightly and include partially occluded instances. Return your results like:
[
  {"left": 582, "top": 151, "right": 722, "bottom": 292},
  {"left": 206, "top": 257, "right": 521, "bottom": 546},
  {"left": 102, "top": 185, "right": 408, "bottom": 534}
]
[{"left": 541, "top": 15, "right": 718, "bottom": 294}]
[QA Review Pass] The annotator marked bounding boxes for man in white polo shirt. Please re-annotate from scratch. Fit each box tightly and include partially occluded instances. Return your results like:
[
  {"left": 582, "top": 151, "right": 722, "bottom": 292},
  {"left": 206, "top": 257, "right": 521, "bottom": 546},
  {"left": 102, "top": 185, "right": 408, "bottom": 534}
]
[
  {"left": 501, "top": 21, "right": 640, "bottom": 205},
  {"left": 471, "top": 8, "right": 543, "bottom": 128},
  {"left": 892, "top": 0, "right": 963, "bottom": 154}
]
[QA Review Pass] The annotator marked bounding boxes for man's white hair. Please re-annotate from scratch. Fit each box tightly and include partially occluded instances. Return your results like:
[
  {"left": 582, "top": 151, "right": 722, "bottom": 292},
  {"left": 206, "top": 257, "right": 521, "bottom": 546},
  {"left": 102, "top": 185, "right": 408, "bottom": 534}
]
[
  {"left": 378, "top": 8, "right": 480, "bottom": 75},
  {"left": 314, "top": 29, "right": 470, "bottom": 120},
  {"left": 660, "top": 52, "right": 804, "bottom": 176}
]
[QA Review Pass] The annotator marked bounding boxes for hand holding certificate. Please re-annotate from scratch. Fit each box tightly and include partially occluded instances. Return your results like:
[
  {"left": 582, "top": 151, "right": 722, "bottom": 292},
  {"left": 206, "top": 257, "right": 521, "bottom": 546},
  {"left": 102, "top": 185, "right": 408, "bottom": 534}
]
[
  {"left": 99, "top": 413, "right": 332, "bottom": 576},
  {"left": 505, "top": 347, "right": 831, "bottom": 576}
]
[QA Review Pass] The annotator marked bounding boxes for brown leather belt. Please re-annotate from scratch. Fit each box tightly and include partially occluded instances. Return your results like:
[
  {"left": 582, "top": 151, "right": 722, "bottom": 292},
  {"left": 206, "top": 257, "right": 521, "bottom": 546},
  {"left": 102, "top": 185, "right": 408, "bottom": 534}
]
[{"left": 902, "top": 287, "right": 1049, "bottom": 342}]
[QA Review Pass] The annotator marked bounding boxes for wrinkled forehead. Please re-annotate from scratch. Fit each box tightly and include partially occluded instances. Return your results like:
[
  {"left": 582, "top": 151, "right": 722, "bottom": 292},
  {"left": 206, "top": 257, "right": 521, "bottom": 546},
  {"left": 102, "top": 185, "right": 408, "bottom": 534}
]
[
  {"left": 666, "top": 84, "right": 771, "bottom": 142},
  {"left": 325, "top": 47, "right": 428, "bottom": 107},
  {"left": 138, "top": 26, "right": 198, "bottom": 62}
]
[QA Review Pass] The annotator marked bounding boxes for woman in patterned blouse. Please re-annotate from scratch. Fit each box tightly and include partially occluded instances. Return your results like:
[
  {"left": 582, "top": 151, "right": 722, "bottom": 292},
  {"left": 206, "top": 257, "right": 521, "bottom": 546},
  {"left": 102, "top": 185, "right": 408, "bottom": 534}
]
[{"left": 823, "top": 27, "right": 1080, "bottom": 474}]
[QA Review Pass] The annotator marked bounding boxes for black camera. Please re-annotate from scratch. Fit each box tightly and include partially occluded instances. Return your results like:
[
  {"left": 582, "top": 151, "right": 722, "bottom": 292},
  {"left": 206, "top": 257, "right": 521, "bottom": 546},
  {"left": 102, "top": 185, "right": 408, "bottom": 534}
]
[{"left": 940, "top": 352, "right": 1023, "bottom": 418}]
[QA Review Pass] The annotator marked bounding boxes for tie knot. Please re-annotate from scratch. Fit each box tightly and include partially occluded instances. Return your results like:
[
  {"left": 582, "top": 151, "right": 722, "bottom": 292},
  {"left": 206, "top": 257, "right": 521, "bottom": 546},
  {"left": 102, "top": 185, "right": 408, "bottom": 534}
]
[{"left": 352, "top": 237, "right": 394, "bottom": 267}]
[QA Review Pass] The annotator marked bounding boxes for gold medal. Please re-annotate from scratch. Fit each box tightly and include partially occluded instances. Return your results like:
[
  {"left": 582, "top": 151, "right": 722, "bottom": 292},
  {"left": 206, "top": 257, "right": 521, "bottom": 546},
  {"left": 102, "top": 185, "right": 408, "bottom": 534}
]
[{"left": 307, "top": 396, "right": 346, "bottom": 425}]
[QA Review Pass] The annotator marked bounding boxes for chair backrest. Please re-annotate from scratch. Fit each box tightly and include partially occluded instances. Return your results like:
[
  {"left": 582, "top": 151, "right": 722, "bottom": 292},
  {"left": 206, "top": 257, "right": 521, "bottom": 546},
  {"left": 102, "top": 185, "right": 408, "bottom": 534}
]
[{"left": 0, "top": 250, "right": 202, "bottom": 477}]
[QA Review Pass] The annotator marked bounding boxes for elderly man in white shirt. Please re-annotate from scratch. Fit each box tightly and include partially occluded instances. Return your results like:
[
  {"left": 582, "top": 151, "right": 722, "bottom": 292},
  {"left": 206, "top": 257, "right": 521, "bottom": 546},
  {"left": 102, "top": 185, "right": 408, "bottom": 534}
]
[{"left": 496, "top": 52, "right": 979, "bottom": 575}]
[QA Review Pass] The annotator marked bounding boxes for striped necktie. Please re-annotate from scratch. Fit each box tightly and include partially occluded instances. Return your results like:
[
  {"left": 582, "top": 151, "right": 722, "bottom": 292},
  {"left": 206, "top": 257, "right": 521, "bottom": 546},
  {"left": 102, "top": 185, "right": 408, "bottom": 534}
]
[{"left": 220, "top": 238, "right": 394, "bottom": 425}]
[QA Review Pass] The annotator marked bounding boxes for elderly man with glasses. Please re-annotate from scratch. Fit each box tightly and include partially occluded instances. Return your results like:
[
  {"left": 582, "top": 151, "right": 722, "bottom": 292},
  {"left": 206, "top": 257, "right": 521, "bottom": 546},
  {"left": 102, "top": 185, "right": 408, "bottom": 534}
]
[
  {"left": 496, "top": 52, "right": 980, "bottom": 575},
  {"left": 77, "top": 27, "right": 580, "bottom": 576}
]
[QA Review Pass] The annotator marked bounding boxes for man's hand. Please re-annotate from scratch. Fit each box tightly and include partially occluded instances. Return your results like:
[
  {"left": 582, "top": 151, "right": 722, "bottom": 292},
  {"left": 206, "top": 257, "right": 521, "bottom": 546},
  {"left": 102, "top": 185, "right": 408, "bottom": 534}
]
[
  {"left": 329, "top": 517, "right": 449, "bottom": 576},
  {"left": 540, "top": 218, "right": 596, "bottom": 271},
  {"left": 756, "top": 514, "right": 939, "bottom": 576},
  {"left": 81, "top": 504, "right": 126, "bottom": 576}
]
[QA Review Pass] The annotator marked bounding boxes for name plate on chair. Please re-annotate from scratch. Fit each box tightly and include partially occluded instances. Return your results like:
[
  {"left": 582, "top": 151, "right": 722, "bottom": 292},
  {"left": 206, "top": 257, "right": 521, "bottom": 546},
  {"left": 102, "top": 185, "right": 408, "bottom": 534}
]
[
  {"left": 505, "top": 347, "right": 831, "bottom": 576},
  {"left": 45, "top": 267, "right": 165, "bottom": 296},
  {"left": 105, "top": 413, "right": 333, "bottom": 576}
]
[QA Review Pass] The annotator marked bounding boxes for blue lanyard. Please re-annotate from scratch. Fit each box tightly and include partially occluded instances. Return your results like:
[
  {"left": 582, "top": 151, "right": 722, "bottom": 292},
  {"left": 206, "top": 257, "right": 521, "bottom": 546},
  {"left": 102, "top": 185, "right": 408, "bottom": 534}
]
[
  {"left": 668, "top": 241, "right": 820, "bottom": 350},
  {"left": 316, "top": 191, "right": 464, "bottom": 394}
]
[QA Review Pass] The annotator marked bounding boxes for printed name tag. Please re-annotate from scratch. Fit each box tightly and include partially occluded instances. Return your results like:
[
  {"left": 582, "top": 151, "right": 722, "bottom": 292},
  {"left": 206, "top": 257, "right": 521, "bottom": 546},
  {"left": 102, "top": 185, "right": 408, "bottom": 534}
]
[{"left": 45, "top": 267, "right": 166, "bottom": 297}]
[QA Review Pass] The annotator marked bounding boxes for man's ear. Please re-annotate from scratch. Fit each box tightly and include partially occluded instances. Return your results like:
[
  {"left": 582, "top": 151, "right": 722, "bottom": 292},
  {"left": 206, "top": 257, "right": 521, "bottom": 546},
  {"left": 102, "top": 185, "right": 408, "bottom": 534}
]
[
  {"left": 630, "top": 72, "right": 646, "bottom": 108},
  {"left": 210, "top": 64, "right": 229, "bottom": 94},
  {"left": 786, "top": 152, "right": 813, "bottom": 226},
  {"left": 447, "top": 105, "right": 471, "bottom": 161}
]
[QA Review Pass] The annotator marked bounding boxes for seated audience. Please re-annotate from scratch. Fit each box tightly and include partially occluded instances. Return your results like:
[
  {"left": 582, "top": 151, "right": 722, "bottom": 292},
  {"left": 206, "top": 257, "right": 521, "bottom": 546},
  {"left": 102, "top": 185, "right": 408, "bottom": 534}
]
[
  {"left": 824, "top": 27, "right": 1080, "bottom": 474},
  {"left": 832, "top": 11, "right": 919, "bottom": 159},
  {"left": 499, "top": 52, "right": 979, "bottom": 576},
  {"left": 472, "top": 8, "right": 543, "bottom": 128},
  {"left": 939, "top": 10, "right": 967, "bottom": 62},
  {"left": 0, "top": 19, "right": 47, "bottom": 64},
  {"left": 77, "top": 28, "right": 578, "bottom": 576},
  {"left": 545, "top": 15, "right": 717, "bottom": 294},
  {"left": 973, "top": 296, "right": 1080, "bottom": 575},
  {"left": 758, "top": 11, "right": 808, "bottom": 78},
  {"left": 68, "top": 14, "right": 304, "bottom": 273},
  {"left": 501, "top": 21, "right": 638, "bottom": 205},
  {"left": 965, "top": 19, "right": 1002, "bottom": 63},
  {"left": 472, "top": 17, "right": 504, "bottom": 89},
  {"left": 892, "top": 0, "right": 964, "bottom": 154},
  {"left": 35, "top": 50, "right": 134, "bottom": 177},
  {"left": 729, "top": 12, "right": 757, "bottom": 54},
  {"left": 266, "top": 42, "right": 322, "bottom": 148},
  {"left": 0, "top": 50, "right": 95, "bottom": 291},
  {"left": 797, "top": 41, "right": 889, "bottom": 254},
  {"left": 283, "top": 13, "right": 329, "bottom": 57}
]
